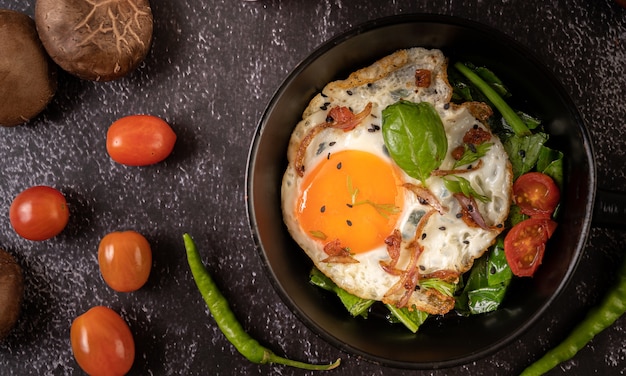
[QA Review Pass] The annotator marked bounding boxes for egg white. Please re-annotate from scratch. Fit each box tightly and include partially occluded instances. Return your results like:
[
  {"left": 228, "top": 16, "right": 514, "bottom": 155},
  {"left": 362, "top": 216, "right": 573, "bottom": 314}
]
[{"left": 281, "top": 48, "right": 512, "bottom": 315}]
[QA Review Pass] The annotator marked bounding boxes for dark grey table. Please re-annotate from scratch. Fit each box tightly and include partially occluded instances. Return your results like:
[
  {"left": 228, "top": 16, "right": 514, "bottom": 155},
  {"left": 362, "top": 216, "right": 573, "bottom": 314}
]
[{"left": 1, "top": 1, "right": 625, "bottom": 375}]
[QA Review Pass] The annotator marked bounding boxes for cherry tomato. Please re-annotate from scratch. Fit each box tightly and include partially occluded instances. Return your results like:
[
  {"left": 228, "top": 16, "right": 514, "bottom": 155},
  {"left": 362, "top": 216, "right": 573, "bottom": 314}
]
[
  {"left": 504, "top": 217, "right": 557, "bottom": 277},
  {"left": 9, "top": 185, "right": 69, "bottom": 241},
  {"left": 70, "top": 306, "right": 135, "bottom": 376},
  {"left": 513, "top": 172, "right": 560, "bottom": 218},
  {"left": 98, "top": 231, "right": 152, "bottom": 292},
  {"left": 106, "top": 115, "right": 176, "bottom": 166}
]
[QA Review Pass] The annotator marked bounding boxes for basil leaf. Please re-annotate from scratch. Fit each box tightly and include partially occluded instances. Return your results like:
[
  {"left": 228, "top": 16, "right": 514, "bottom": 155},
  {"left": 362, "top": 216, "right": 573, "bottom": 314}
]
[
  {"left": 309, "top": 267, "right": 374, "bottom": 318},
  {"left": 382, "top": 100, "right": 448, "bottom": 184}
]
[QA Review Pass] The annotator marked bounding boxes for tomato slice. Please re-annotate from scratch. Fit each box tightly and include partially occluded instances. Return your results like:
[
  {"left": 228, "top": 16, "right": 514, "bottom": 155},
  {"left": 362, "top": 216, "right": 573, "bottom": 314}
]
[
  {"left": 504, "top": 217, "right": 557, "bottom": 277},
  {"left": 513, "top": 172, "right": 560, "bottom": 217}
]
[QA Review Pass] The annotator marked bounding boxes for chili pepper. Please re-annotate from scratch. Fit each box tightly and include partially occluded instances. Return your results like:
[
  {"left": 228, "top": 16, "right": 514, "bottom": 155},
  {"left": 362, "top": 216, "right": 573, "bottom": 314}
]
[
  {"left": 520, "top": 255, "right": 626, "bottom": 375},
  {"left": 182, "top": 233, "right": 341, "bottom": 371}
]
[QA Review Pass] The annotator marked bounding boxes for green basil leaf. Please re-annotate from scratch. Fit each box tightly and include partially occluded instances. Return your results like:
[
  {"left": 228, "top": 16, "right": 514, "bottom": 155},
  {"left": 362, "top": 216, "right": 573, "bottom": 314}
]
[{"left": 382, "top": 100, "right": 448, "bottom": 184}]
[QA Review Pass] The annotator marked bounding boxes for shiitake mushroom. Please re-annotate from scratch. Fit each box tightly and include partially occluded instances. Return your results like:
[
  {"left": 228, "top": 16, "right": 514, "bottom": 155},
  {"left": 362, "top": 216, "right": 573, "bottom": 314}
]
[
  {"left": 0, "top": 248, "right": 23, "bottom": 341},
  {"left": 0, "top": 9, "right": 57, "bottom": 127},
  {"left": 35, "top": 0, "right": 153, "bottom": 81}
]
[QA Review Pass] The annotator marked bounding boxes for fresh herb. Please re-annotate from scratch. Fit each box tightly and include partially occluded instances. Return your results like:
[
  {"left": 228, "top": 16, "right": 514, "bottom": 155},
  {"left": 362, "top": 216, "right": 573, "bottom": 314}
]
[
  {"left": 309, "top": 267, "right": 374, "bottom": 318},
  {"left": 382, "top": 100, "right": 448, "bottom": 184},
  {"left": 443, "top": 176, "right": 490, "bottom": 203},
  {"left": 419, "top": 278, "right": 456, "bottom": 297},
  {"left": 453, "top": 142, "right": 493, "bottom": 169},
  {"left": 346, "top": 176, "right": 400, "bottom": 219}
]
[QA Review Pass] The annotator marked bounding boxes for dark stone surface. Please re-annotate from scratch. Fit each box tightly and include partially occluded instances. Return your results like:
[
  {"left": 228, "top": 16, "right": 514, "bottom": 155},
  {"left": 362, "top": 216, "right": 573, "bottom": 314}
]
[{"left": 0, "top": 0, "right": 625, "bottom": 375}]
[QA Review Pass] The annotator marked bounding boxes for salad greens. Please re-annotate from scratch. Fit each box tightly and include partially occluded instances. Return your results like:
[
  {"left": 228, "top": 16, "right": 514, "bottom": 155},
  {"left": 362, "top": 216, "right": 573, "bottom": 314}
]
[{"left": 309, "top": 60, "right": 564, "bottom": 333}]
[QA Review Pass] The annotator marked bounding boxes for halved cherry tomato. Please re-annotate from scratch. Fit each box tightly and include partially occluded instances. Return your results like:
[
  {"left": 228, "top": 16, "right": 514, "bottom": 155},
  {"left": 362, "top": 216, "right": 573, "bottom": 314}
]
[
  {"left": 106, "top": 115, "right": 176, "bottom": 166},
  {"left": 70, "top": 306, "right": 135, "bottom": 376},
  {"left": 9, "top": 185, "right": 69, "bottom": 241},
  {"left": 513, "top": 172, "right": 560, "bottom": 218},
  {"left": 98, "top": 231, "right": 152, "bottom": 292},
  {"left": 504, "top": 217, "right": 558, "bottom": 277}
]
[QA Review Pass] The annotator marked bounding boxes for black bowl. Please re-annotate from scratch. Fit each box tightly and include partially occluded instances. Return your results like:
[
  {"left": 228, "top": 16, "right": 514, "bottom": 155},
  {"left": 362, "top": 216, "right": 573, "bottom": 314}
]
[{"left": 246, "top": 14, "right": 595, "bottom": 369}]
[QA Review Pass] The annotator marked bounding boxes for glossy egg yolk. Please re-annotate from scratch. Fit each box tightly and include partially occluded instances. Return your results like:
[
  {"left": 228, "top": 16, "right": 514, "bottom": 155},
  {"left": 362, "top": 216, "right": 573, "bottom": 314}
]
[{"left": 296, "top": 150, "right": 404, "bottom": 255}]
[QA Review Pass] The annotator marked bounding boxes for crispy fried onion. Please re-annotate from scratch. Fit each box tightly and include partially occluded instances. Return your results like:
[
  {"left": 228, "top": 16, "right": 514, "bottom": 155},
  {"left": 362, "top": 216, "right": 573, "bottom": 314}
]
[
  {"left": 381, "top": 210, "right": 435, "bottom": 308},
  {"left": 403, "top": 183, "right": 448, "bottom": 214},
  {"left": 321, "top": 239, "right": 358, "bottom": 264},
  {"left": 379, "top": 229, "right": 402, "bottom": 275},
  {"left": 294, "top": 103, "right": 373, "bottom": 177},
  {"left": 453, "top": 193, "right": 489, "bottom": 230}
]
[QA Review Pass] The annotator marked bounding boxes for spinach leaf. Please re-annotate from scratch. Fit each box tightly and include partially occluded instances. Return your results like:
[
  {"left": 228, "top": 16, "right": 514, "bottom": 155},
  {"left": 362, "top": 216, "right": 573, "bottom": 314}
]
[
  {"left": 537, "top": 145, "right": 564, "bottom": 189},
  {"left": 309, "top": 267, "right": 374, "bottom": 318},
  {"left": 382, "top": 100, "right": 448, "bottom": 184},
  {"left": 503, "top": 132, "right": 549, "bottom": 179},
  {"left": 455, "top": 238, "right": 512, "bottom": 315},
  {"left": 385, "top": 304, "right": 429, "bottom": 333}
]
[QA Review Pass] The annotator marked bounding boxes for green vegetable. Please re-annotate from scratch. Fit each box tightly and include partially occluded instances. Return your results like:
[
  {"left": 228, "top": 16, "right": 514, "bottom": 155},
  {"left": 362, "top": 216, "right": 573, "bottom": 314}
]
[
  {"left": 520, "top": 256, "right": 626, "bottom": 375},
  {"left": 419, "top": 278, "right": 456, "bottom": 297},
  {"left": 443, "top": 175, "right": 490, "bottom": 203},
  {"left": 453, "top": 142, "right": 493, "bottom": 169},
  {"left": 456, "top": 238, "right": 512, "bottom": 315},
  {"left": 385, "top": 304, "right": 429, "bottom": 333},
  {"left": 309, "top": 267, "right": 374, "bottom": 318},
  {"left": 454, "top": 62, "right": 531, "bottom": 137},
  {"left": 503, "top": 132, "right": 549, "bottom": 179},
  {"left": 382, "top": 100, "right": 448, "bottom": 184},
  {"left": 183, "top": 234, "right": 340, "bottom": 371}
]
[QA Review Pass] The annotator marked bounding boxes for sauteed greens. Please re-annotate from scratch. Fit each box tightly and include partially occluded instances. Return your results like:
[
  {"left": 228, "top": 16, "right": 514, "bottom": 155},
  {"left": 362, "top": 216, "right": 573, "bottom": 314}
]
[{"left": 309, "top": 61, "right": 564, "bottom": 332}]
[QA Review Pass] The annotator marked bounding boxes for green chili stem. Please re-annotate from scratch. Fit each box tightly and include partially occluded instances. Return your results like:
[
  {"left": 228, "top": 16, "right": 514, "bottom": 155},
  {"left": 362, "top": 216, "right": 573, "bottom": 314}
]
[
  {"left": 453, "top": 62, "right": 531, "bottom": 137},
  {"left": 183, "top": 233, "right": 340, "bottom": 371},
  {"left": 520, "top": 257, "right": 626, "bottom": 376}
]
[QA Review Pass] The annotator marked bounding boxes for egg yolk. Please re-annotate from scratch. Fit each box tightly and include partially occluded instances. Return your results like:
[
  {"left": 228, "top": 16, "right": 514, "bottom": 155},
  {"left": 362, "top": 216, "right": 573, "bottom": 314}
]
[{"left": 296, "top": 150, "right": 404, "bottom": 255}]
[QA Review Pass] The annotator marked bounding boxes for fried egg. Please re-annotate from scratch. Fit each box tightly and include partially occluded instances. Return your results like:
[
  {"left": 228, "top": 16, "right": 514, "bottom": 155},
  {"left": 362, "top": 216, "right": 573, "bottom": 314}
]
[{"left": 281, "top": 48, "right": 512, "bottom": 315}]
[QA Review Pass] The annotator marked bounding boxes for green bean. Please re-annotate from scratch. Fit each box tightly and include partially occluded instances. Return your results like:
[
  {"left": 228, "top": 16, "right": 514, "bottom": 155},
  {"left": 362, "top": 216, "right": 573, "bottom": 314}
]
[
  {"left": 520, "top": 256, "right": 626, "bottom": 375},
  {"left": 183, "top": 233, "right": 341, "bottom": 371}
]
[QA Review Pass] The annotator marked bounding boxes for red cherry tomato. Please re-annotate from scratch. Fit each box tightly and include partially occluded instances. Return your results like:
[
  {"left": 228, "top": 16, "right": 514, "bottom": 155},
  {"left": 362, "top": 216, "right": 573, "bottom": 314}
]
[
  {"left": 70, "top": 306, "right": 135, "bottom": 376},
  {"left": 9, "top": 185, "right": 69, "bottom": 241},
  {"left": 513, "top": 172, "right": 560, "bottom": 218},
  {"left": 106, "top": 115, "right": 176, "bottom": 166},
  {"left": 98, "top": 231, "right": 152, "bottom": 292},
  {"left": 504, "top": 217, "right": 557, "bottom": 277}
]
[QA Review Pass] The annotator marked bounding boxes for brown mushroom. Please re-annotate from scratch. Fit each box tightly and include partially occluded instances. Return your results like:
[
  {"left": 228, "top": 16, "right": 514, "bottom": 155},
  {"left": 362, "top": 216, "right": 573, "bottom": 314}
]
[
  {"left": 0, "top": 9, "right": 57, "bottom": 127},
  {"left": 0, "top": 248, "right": 23, "bottom": 341},
  {"left": 35, "top": 0, "right": 154, "bottom": 82}
]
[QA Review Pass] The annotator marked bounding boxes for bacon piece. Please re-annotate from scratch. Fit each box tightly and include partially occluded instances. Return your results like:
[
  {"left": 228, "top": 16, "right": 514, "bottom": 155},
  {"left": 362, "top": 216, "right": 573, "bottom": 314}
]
[
  {"left": 463, "top": 126, "right": 492, "bottom": 145},
  {"left": 454, "top": 193, "right": 489, "bottom": 230},
  {"left": 294, "top": 103, "right": 373, "bottom": 177},
  {"left": 403, "top": 183, "right": 448, "bottom": 214},
  {"left": 414, "top": 69, "right": 432, "bottom": 88},
  {"left": 380, "top": 229, "right": 403, "bottom": 275},
  {"left": 320, "top": 239, "right": 358, "bottom": 264}
]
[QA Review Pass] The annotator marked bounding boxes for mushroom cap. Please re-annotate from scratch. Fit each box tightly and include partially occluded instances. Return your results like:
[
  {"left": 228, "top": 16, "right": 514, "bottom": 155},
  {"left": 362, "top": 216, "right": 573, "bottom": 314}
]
[
  {"left": 35, "top": 0, "right": 154, "bottom": 81},
  {"left": 0, "top": 9, "right": 57, "bottom": 127}
]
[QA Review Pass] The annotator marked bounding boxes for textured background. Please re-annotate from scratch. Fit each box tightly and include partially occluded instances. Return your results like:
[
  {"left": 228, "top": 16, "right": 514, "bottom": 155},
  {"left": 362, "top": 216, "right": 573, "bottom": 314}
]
[{"left": 0, "top": 0, "right": 625, "bottom": 375}]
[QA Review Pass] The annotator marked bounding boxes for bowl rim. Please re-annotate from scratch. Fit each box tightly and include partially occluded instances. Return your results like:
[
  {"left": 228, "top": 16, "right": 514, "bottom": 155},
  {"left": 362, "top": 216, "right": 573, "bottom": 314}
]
[{"left": 245, "top": 13, "right": 595, "bottom": 369}]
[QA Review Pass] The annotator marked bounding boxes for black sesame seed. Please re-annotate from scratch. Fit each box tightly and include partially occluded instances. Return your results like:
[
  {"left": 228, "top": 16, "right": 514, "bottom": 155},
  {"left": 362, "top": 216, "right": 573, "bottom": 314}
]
[
  {"left": 444, "top": 103, "right": 450, "bottom": 110},
  {"left": 346, "top": 203, "right": 353, "bottom": 208},
  {"left": 367, "top": 83, "right": 373, "bottom": 87},
  {"left": 468, "top": 143, "right": 477, "bottom": 153},
  {"left": 496, "top": 223, "right": 503, "bottom": 228},
  {"left": 473, "top": 124, "right": 479, "bottom": 129},
  {"left": 368, "top": 127, "right": 376, "bottom": 133},
  {"left": 419, "top": 265, "right": 426, "bottom": 271},
  {"left": 321, "top": 92, "right": 328, "bottom": 98},
  {"left": 326, "top": 116, "right": 333, "bottom": 122},
  {"left": 467, "top": 205, "right": 474, "bottom": 212},
  {"left": 327, "top": 152, "right": 331, "bottom": 160},
  {"left": 463, "top": 240, "right": 470, "bottom": 244},
  {"left": 439, "top": 226, "right": 446, "bottom": 231},
  {"left": 421, "top": 233, "right": 427, "bottom": 240},
  {"left": 467, "top": 165, "right": 473, "bottom": 170},
  {"left": 320, "top": 105, "right": 328, "bottom": 111},
  {"left": 456, "top": 212, "right": 463, "bottom": 218},
  {"left": 336, "top": 162, "right": 342, "bottom": 170},
  {"left": 346, "top": 90, "right": 353, "bottom": 95},
  {"left": 329, "top": 141, "right": 336, "bottom": 146},
  {"left": 490, "top": 266, "right": 496, "bottom": 275},
  {"left": 320, "top": 205, "right": 326, "bottom": 213},
  {"left": 346, "top": 220, "right": 353, "bottom": 226},
  {"left": 519, "top": 150, "right": 526, "bottom": 158}
]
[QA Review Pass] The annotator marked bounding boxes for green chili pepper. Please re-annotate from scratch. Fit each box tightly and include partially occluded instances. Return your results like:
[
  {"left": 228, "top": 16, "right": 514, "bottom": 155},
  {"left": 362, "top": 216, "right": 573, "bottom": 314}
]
[
  {"left": 520, "top": 256, "right": 626, "bottom": 375},
  {"left": 183, "top": 233, "right": 341, "bottom": 371}
]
